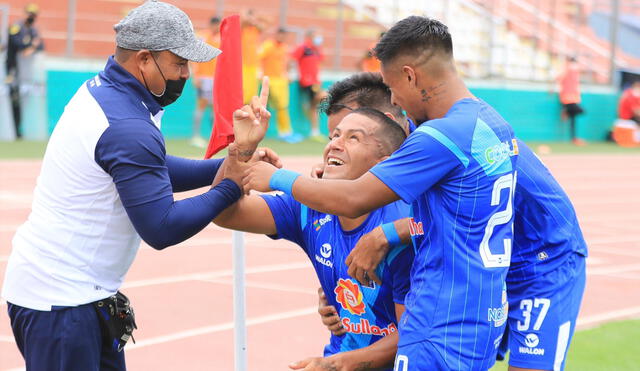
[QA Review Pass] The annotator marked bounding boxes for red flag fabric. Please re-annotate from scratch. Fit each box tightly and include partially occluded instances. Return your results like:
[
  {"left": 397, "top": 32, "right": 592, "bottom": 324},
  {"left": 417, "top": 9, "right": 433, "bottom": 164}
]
[{"left": 205, "top": 14, "right": 243, "bottom": 159}]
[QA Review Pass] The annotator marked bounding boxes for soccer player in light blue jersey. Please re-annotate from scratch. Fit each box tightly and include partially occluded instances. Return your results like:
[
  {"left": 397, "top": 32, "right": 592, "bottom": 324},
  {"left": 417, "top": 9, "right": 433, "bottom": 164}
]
[
  {"left": 241, "top": 16, "right": 518, "bottom": 370},
  {"left": 326, "top": 77, "right": 588, "bottom": 370},
  {"left": 216, "top": 107, "right": 413, "bottom": 370},
  {"left": 346, "top": 141, "right": 587, "bottom": 371}
]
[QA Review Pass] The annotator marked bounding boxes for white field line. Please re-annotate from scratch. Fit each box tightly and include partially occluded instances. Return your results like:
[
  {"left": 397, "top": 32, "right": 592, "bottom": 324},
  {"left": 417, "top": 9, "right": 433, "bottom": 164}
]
[
  {"left": 577, "top": 306, "right": 640, "bottom": 329},
  {"left": 586, "top": 247, "right": 640, "bottom": 258},
  {"left": 203, "top": 277, "right": 320, "bottom": 296},
  {"left": 121, "top": 261, "right": 312, "bottom": 289},
  {"left": 0, "top": 335, "right": 15, "bottom": 343},
  {"left": 587, "top": 263, "right": 640, "bottom": 276},
  {"left": 586, "top": 236, "right": 640, "bottom": 245},
  {"left": 126, "top": 306, "right": 318, "bottom": 351}
]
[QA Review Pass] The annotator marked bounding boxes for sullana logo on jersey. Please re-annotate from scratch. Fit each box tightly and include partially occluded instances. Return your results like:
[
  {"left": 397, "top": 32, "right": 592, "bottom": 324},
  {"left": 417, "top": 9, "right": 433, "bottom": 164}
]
[
  {"left": 341, "top": 317, "right": 397, "bottom": 337},
  {"left": 408, "top": 217, "right": 424, "bottom": 236},
  {"left": 334, "top": 278, "right": 366, "bottom": 315}
]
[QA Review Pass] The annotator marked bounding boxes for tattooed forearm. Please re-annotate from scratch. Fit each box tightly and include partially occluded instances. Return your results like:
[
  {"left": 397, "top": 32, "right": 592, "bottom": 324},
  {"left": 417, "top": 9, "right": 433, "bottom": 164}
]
[
  {"left": 239, "top": 149, "right": 255, "bottom": 158},
  {"left": 353, "top": 361, "right": 374, "bottom": 371}
]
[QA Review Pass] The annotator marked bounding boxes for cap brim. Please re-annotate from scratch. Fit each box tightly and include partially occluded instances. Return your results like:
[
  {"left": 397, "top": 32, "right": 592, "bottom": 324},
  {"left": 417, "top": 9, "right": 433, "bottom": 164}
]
[{"left": 171, "top": 39, "right": 221, "bottom": 63}]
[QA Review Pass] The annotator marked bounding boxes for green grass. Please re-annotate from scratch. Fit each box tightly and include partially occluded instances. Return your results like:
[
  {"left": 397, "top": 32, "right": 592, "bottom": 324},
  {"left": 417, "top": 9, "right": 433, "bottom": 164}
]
[
  {"left": 1, "top": 139, "right": 639, "bottom": 160},
  {"left": 490, "top": 319, "right": 640, "bottom": 371},
  {"left": 0, "top": 139, "right": 329, "bottom": 160}
]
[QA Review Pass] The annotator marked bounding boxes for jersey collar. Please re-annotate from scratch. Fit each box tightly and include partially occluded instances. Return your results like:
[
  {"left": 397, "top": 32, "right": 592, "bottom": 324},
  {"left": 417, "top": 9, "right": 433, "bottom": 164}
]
[{"left": 103, "top": 56, "right": 163, "bottom": 116}]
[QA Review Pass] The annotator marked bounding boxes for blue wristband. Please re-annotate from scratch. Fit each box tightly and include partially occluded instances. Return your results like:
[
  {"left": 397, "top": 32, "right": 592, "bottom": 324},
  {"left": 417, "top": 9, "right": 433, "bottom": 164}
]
[
  {"left": 381, "top": 222, "right": 401, "bottom": 247},
  {"left": 269, "top": 169, "right": 301, "bottom": 195}
]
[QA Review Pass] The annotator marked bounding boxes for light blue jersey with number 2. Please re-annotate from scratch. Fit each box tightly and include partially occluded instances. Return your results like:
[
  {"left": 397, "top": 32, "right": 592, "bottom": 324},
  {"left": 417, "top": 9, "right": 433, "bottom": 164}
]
[{"left": 370, "top": 98, "right": 518, "bottom": 370}]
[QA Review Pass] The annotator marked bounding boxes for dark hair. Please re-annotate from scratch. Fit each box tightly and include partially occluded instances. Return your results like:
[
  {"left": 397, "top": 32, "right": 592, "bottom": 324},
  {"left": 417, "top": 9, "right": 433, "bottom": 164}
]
[
  {"left": 374, "top": 16, "right": 452, "bottom": 64},
  {"left": 351, "top": 107, "right": 407, "bottom": 155},
  {"left": 277, "top": 27, "right": 287, "bottom": 33},
  {"left": 321, "top": 72, "right": 404, "bottom": 120},
  {"left": 210, "top": 17, "right": 221, "bottom": 24}
]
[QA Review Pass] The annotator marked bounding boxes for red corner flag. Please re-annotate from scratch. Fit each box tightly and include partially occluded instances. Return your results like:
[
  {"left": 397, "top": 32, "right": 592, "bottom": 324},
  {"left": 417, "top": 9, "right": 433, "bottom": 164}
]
[{"left": 205, "top": 15, "right": 243, "bottom": 159}]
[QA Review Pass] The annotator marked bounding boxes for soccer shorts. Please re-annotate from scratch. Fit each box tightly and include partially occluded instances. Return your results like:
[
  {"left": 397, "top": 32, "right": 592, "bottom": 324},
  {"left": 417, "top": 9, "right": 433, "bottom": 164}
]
[
  {"left": 394, "top": 340, "right": 448, "bottom": 371},
  {"left": 497, "top": 252, "right": 586, "bottom": 370}
]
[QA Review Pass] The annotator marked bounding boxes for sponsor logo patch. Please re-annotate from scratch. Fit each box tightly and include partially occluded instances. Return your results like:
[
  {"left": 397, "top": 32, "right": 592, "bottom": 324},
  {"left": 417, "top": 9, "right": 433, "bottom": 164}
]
[
  {"left": 341, "top": 317, "right": 397, "bottom": 336},
  {"left": 313, "top": 215, "right": 332, "bottom": 231},
  {"left": 519, "top": 333, "right": 545, "bottom": 355},
  {"left": 485, "top": 139, "right": 519, "bottom": 165},
  {"left": 408, "top": 217, "right": 424, "bottom": 236},
  {"left": 334, "top": 278, "right": 366, "bottom": 315},
  {"left": 525, "top": 333, "right": 539, "bottom": 348}
]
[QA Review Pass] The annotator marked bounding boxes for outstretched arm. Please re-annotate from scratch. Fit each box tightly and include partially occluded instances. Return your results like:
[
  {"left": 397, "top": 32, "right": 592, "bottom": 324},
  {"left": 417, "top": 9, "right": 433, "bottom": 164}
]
[{"left": 243, "top": 163, "right": 399, "bottom": 218}]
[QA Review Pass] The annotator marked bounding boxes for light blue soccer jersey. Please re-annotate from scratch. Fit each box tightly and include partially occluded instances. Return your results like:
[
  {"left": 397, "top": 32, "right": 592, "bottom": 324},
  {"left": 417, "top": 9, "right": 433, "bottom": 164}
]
[
  {"left": 508, "top": 140, "right": 588, "bottom": 289},
  {"left": 370, "top": 98, "right": 518, "bottom": 370},
  {"left": 261, "top": 194, "right": 414, "bottom": 362}
]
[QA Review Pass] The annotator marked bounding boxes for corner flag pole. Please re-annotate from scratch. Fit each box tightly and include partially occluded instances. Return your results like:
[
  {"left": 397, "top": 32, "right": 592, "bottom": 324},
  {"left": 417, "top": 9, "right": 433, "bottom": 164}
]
[{"left": 233, "top": 230, "right": 247, "bottom": 371}]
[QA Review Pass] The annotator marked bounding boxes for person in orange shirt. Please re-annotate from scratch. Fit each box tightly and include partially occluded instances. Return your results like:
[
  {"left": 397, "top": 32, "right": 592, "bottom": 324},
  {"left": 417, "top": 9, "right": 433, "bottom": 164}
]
[
  {"left": 241, "top": 10, "right": 268, "bottom": 104},
  {"left": 558, "top": 56, "right": 585, "bottom": 145},
  {"left": 191, "top": 16, "right": 221, "bottom": 147},
  {"left": 259, "top": 27, "right": 302, "bottom": 143},
  {"left": 359, "top": 32, "right": 384, "bottom": 73},
  {"left": 292, "top": 29, "right": 327, "bottom": 141}
]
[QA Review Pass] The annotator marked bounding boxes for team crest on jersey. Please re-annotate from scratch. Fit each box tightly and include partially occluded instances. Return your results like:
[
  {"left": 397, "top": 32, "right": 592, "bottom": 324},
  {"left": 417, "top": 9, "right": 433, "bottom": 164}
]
[
  {"left": 408, "top": 217, "right": 424, "bottom": 236},
  {"left": 313, "top": 215, "right": 332, "bottom": 231},
  {"left": 334, "top": 278, "right": 366, "bottom": 315}
]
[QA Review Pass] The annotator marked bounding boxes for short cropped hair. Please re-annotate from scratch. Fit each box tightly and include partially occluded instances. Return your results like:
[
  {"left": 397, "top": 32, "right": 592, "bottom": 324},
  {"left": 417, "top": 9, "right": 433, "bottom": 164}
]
[
  {"left": 351, "top": 107, "right": 406, "bottom": 155},
  {"left": 374, "top": 16, "right": 452, "bottom": 64},
  {"left": 210, "top": 17, "right": 221, "bottom": 24},
  {"left": 321, "top": 72, "right": 404, "bottom": 120}
]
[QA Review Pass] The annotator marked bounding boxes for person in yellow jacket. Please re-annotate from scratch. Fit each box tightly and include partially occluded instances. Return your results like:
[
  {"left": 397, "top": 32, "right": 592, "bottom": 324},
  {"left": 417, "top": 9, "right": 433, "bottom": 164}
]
[
  {"left": 191, "top": 16, "right": 221, "bottom": 147},
  {"left": 259, "top": 28, "right": 302, "bottom": 143},
  {"left": 241, "top": 10, "right": 268, "bottom": 104}
]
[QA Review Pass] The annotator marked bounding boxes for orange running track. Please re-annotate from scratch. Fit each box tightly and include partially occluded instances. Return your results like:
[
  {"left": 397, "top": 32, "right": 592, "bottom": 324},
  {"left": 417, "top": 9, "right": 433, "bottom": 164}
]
[{"left": 1, "top": 154, "right": 640, "bottom": 370}]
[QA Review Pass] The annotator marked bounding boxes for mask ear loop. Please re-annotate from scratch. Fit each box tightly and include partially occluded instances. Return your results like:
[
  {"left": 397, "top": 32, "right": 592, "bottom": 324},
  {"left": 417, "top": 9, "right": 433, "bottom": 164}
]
[{"left": 140, "top": 51, "right": 167, "bottom": 97}]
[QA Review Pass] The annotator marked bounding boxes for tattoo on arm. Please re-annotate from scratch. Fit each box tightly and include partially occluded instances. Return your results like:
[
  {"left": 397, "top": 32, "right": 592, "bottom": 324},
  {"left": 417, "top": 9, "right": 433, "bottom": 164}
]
[
  {"left": 353, "top": 361, "right": 374, "bottom": 371},
  {"left": 320, "top": 362, "right": 339, "bottom": 371},
  {"left": 239, "top": 149, "right": 255, "bottom": 158}
]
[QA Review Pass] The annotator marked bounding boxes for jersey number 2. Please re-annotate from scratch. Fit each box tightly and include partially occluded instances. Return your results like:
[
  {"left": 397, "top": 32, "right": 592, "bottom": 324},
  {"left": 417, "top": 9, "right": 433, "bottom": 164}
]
[{"left": 480, "top": 172, "right": 517, "bottom": 268}]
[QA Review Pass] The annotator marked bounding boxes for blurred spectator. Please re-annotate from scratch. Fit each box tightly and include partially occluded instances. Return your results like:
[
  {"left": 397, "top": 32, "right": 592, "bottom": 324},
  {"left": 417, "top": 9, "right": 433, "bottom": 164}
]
[
  {"left": 359, "top": 32, "right": 383, "bottom": 73},
  {"left": 259, "top": 27, "right": 302, "bottom": 143},
  {"left": 618, "top": 80, "right": 640, "bottom": 124},
  {"left": 241, "top": 9, "right": 268, "bottom": 104},
  {"left": 6, "top": 3, "right": 43, "bottom": 139},
  {"left": 558, "top": 56, "right": 585, "bottom": 145},
  {"left": 292, "top": 29, "right": 327, "bottom": 142},
  {"left": 190, "top": 16, "right": 221, "bottom": 148}
]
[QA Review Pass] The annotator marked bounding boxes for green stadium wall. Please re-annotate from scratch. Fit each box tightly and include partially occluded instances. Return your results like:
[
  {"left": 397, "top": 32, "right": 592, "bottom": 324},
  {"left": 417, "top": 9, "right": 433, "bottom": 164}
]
[{"left": 45, "top": 69, "right": 620, "bottom": 142}]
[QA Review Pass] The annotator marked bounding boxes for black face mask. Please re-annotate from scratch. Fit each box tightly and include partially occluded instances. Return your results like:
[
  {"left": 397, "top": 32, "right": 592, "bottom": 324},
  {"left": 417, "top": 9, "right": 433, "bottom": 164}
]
[
  {"left": 141, "top": 53, "right": 186, "bottom": 107},
  {"left": 25, "top": 14, "right": 36, "bottom": 25}
]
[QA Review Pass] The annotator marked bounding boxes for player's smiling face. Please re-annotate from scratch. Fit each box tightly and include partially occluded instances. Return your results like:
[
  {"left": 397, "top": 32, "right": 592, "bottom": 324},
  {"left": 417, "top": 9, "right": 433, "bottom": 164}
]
[{"left": 322, "top": 113, "right": 385, "bottom": 181}]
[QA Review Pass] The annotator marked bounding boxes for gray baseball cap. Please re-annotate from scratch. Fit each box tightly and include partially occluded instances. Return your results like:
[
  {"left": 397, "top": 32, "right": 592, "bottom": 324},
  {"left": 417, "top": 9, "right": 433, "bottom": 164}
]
[{"left": 114, "top": 0, "right": 221, "bottom": 62}]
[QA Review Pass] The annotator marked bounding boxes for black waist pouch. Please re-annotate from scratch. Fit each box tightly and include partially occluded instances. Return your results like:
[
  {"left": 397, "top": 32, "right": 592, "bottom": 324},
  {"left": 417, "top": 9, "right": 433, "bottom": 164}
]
[{"left": 93, "top": 291, "right": 138, "bottom": 352}]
